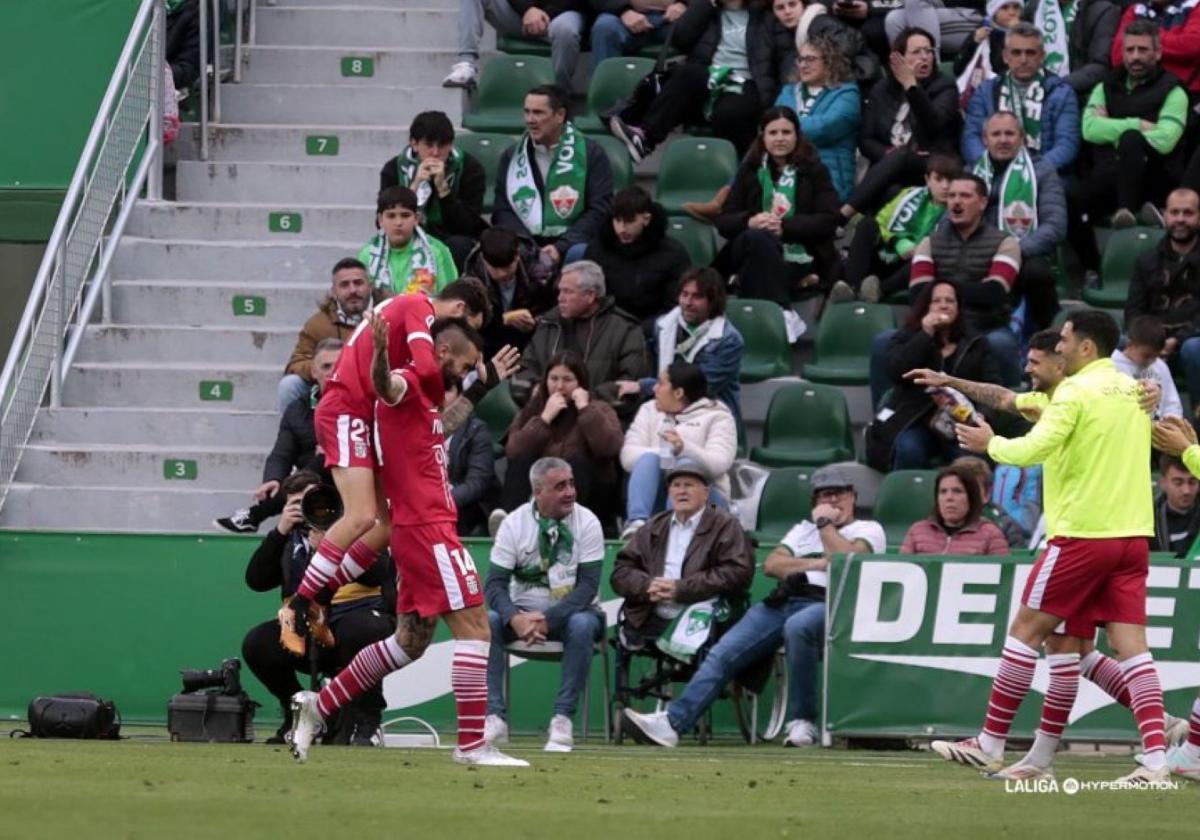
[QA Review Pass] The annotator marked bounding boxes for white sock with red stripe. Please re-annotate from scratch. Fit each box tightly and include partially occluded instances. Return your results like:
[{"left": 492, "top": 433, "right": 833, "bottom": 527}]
[
  {"left": 325, "top": 538, "right": 376, "bottom": 592},
  {"left": 1080, "top": 649, "right": 1132, "bottom": 707},
  {"left": 452, "top": 639, "right": 489, "bottom": 752},
  {"left": 1120, "top": 651, "right": 1167, "bottom": 770},
  {"left": 316, "top": 635, "right": 410, "bottom": 719},
  {"left": 1183, "top": 697, "right": 1200, "bottom": 761},
  {"left": 1025, "top": 652, "right": 1080, "bottom": 767},
  {"left": 979, "top": 636, "right": 1039, "bottom": 757},
  {"left": 296, "top": 538, "right": 346, "bottom": 601}
]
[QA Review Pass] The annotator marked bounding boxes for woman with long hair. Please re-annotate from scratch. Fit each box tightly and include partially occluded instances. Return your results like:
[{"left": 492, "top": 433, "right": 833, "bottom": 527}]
[{"left": 900, "top": 463, "right": 1010, "bottom": 555}]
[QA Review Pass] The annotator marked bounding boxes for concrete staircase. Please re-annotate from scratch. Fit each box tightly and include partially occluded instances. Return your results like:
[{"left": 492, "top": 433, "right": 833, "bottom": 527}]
[{"left": 0, "top": 0, "right": 470, "bottom": 532}]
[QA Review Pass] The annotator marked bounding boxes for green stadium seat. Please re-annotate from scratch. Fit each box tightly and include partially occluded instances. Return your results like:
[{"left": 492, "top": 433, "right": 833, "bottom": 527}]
[
  {"left": 724, "top": 299, "right": 793, "bottom": 382},
  {"left": 873, "top": 469, "right": 939, "bottom": 546},
  {"left": 576, "top": 57, "right": 655, "bottom": 133},
  {"left": 474, "top": 381, "right": 519, "bottom": 456},
  {"left": 1081, "top": 226, "right": 1164, "bottom": 308},
  {"left": 655, "top": 137, "right": 739, "bottom": 215},
  {"left": 666, "top": 216, "right": 717, "bottom": 267},
  {"left": 456, "top": 132, "right": 515, "bottom": 213},
  {"left": 589, "top": 134, "right": 634, "bottom": 191},
  {"left": 803, "top": 302, "right": 896, "bottom": 385},
  {"left": 751, "top": 467, "right": 814, "bottom": 545},
  {"left": 749, "top": 383, "right": 854, "bottom": 467},
  {"left": 496, "top": 34, "right": 552, "bottom": 57},
  {"left": 462, "top": 55, "right": 556, "bottom": 134}
]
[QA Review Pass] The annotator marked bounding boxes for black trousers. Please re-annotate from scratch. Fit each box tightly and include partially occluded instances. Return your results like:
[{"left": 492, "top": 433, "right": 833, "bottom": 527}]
[
  {"left": 846, "top": 149, "right": 929, "bottom": 217},
  {"left": 248, "top": 492, "right": 286, "bottom": 528},
  {"left": 727, "top": 229, "right": 842, "bottom": 306},
  {"left": 844, "top": 215, "right": 912, "bottom": 295},
  {"left": 1013, "top": 254, "right": 1060, "bottom": 333},
  {"left": 641, "top": 63, "right": 763, "bottom": 157}
]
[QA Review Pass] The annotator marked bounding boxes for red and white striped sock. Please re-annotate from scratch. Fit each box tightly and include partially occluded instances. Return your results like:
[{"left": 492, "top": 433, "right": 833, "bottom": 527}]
[
  {"left": 1184, "top": 697, "right": 1200, "bottom": 760},
  {"left": 325, "top": 538, "right": 376, "bottom": 592},
  {"left": 1121, "top": 652, "right": 1166, "bottom": 770},
  {"left": 316, "top": 635, "right": 410, "bottom": 719},
  {"left": 1026, "top": 652, "right": 1080, "bottom": 767},
  {"left": 980, "top": 636, "right": 1039, "bottom": 756},
  {"left": 452, "top": 639, "right": 489, "bottom": 752},
  {"left": 1080, "top": 649, "right": 1131, "bottom": 708},
  {"left": 296, "top": 538, "right": 346, "bottom": 601}
]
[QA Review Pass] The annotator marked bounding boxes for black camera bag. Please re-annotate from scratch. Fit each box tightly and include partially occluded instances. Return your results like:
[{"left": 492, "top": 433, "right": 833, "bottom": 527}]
[
  {"left": 167, "top": 691, "right": 257, "bottom": 743},
  {"left": 26, "top": 693, "right": 121, "bottom": 739}
]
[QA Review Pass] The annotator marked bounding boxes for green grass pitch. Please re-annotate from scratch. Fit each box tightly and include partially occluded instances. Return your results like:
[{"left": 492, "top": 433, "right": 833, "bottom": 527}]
[{"left": 0, "top": 736, "right": 1193, "bottom": 839}]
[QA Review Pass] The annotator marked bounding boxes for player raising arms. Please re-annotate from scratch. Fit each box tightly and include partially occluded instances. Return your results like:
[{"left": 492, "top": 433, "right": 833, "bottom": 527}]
[
  {"left": 935, "top": 310, "right": 1169, "bottom": 783},
  {"left": 290, "top": 316, "right": 529, "bottom": 767},
  {"left": 280, "top": 279, "right": 492, "bottom": 644}
]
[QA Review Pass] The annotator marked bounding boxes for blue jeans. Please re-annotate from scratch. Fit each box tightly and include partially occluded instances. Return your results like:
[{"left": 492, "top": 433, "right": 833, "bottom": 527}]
[
  {"left": 892, "top": 425, "right": 966, "bottom": 470},
  {"left": 277, "top": 374, "right": 310, "bottom": 415},
  {"left": 626, "top": 452, "right": 729, "bottom": 521},
  {"left": 1179, "top": 337, "right": 1200, "bottom": 408},
  {"left": 486, "top": 608, "right": 604, "bottom": 719},
  {"left": 485, "top": 1, "right": 585, "bottom": 90},
  {"left": 667, "top": 597, "right": 825, "bottom": 733},
  {"left": 589, "top": 11, "right": 669, "bottom": 69}
]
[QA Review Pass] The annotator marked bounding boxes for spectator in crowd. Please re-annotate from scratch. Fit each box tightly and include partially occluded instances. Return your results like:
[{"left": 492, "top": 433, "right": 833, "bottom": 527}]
[
  {"left": 215, "top": 338, "right": 343, "bottom": 534},
  {"left": 463, "top": 227, "right": 557, "bottom": 356},
  {"left": 590, "top": 0, "right": 690, "bottom": 68},
  {"left": 621, "top": 465, "right": 885, "bottom": 747},
  {"left": 1068, "top": 19, "right": 1189, "bottom": 272},
  {"left": 496, "top": 352, "right": 624, "bottom": 525},
  {"left": 1111, "top": 0, "right": 1200, "bottom": 97},
  {"left": 584, "top": 187, "right": 691, "bottom": 326},
  {"left": 900, "top": 463, "right": 1012, "bottom": 554},
  {"left": 974, "top": 111, "right": 1067, "bottom": 333},
  {"left": 241, "top": 470, "right": 394, "bottom": 745},
  {"left": 886, "top": 0, "right": 986, "bottom": 57},
  {"left": 483, "top": 0, "right": 591, "bottom": 90},
  {"left": 1023, "top": 0, "right": 1122, "bottom": 97},
  {"left": 359, "top": 186, "right": 458, "bottom": 294},
  {"left": 951, "top": 0, "right": 1024, "bottom": 77},
  {"left": 1153, "top": 454, "right": 1200, "bottom": 557},
  {"left": 445, "top": 377, "right": 498, "bottom": 535},
  {"left": 950, "top": 455, "right": 1035, "bottom": 548},
  {"left": 908, "top": 173, "right": 1023, "bottom": 385},
  {"left": 840, "top": 27, "right": 960, "bottom": 223},
  {"left": 785, "top": 0, "right": 881, "bottom": 87},
  {"left": 962, "top": 22, "right": 1080, "bottom": 174},
  {"left": 644, "top": 267, "right": 745, "bottom": 427},
  {"left": 835, "top": 152, "right": 958, "bottom": 303},
  {"left": 607, "top": 0, "right": 791, "bottom": 161},
  {"left": 512, "top": 260, "right": 649, "bottom": 419},
  {"left": 774, "top": 35, "right": 862, "bottom": 201},
  {"left": 1112, "top": 316, "right": 1184, "bottom": 419},
  {"left": 494, "top": 86, "right": 614, "bottom": 267},
  {"left": 610, "top": 459, "right": 755, "bottom": 647},
  {"left": 619, "top": 362, "right": 738, "bottom": 537},
  {"left": 866, "top": 280, "right": 1002, "bottom": 470},
  {"left": 714, "top": 106, "right": 841, "bottom": 321},
  {"left": 832, "top": 0, "right": 899, "bottom": 61},
  {"left": 1126, "top": 189, "right": 1200, "bottom": 411},
  {"left": 166, "top": 0, "right": 202, "bottom": 91},
  {"left": 484, "top": 457, "right": 605, "bottom": 752},
  {"left": 378, "top": 112, "right": 489, "bottom": 269},
  {"left": 277, "top": 258, "right": 370, "bottom": 414}
]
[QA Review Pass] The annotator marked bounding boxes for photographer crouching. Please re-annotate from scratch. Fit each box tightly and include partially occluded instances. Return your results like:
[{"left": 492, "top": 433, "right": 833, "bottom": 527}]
[{"left": 241, "top": 470, "right": 395, "bottom": 745}]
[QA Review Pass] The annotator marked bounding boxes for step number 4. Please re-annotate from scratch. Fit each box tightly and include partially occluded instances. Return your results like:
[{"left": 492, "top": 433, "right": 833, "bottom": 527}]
[
  {"left": 341, "top": 56, "right": 374, "bottom": 77},
  {"left": 163, "top": 459, "right": 197, "bottom": 480},
  {"left": 199, "top": 380, "right": 233, "bottom": 401},
  {"left": 269, "top": 212, "right": 301, "bottom": 233}
]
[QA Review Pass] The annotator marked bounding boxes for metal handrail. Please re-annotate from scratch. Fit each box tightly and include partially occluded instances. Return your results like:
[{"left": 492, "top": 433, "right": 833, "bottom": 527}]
[
  {"left": 200, "top": 0, "right": 256, "bottom": 159},
  {"left": 0, "top": 0, "right": 165, "bottom": 511}
]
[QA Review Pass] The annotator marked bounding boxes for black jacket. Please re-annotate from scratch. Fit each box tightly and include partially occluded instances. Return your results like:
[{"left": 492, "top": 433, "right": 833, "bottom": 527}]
[
  {"left": 448, "top": 414, "right": 497, "bottom": 535},
  {"left": 584, "top": 201, "right": 691, "bottom": 323},
  {"left": 672, "top": 0, "right": 788, "bottom": 106},
  {"left": 462, "top": 234, "right": 558, "bottom": 356},
  {"left": 263, "top": 395, "right": 323, "bottom": 484},
  {"left": 1125, "top": 238, "right": 1200, "bottom": 345},
  {"left": 860, "top": 72, "right": 961, "bottom": 162},
  {"left": 953, "top": 27, "right": 1007, "bottom": 78},
  {"left": 167, "top": 0, "right": 202, "bottom": 90},
  {"left": 379, "top": 150, "right": 489, "bottom": 242},
  {"left": 1153, "top": 494, "right": 1200, "bottom": 557},
  {"left": 714, "top": 154, "right": 841, "bottom": 245}
]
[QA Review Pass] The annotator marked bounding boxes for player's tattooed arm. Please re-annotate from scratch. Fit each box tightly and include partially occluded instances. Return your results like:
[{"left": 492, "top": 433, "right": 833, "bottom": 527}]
[
  {"left": 904, "top": 368, "right": 1018, "bottom": 415},
  {"left": 396, "top": 611, "right": 437, "bottom": 659},
  {"left": 371, "top": 315, "right": 408, "bottom": 405}
]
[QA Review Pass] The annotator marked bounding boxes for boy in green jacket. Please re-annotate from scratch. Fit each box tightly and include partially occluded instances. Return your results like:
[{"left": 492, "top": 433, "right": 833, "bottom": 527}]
[{"left": 359, "top": 186, "right": 458, "bottom": 295}]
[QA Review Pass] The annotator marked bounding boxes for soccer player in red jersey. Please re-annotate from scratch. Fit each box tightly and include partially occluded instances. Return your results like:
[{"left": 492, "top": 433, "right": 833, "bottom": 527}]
[
  {"left": 290, "top": 316, "right": 528, "bottom": 767},
  {"left": 281, "top": 279, "right": 491, "bottom": 640}
]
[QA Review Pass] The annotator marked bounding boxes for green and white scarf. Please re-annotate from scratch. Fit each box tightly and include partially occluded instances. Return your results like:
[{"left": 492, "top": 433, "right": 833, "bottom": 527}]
[
  {"left": 674, "top": 317, "right": 714, "bottom": 362},
  {"left": 757, "top": 156, "right": 812, "bottom": 265},
  {"left": 511, "top": 508, "right": 575, "bottom": 585},
  {"left": 974, "top": 146, "right": 1039, "bottom": 239},
  {"left": 1036, "top": 0, "right": 1074, "bottom": 76},
  {"left": 505, "top": 122, "right": 588, "bottom": 238},
  {"left": 364, "top": 226, "right": 440, "bottom": 293},
  {"left": 704, "top": 66, "right": 746, "bottom": 122},
  {"left": 792, "top": 83, "right": 821, "bottom": 117},
  {"left": 656, "top": 598, "right": 731, "bottom": 664},
  {"left": 395, "top": 145, "right": 464, "bottom": 226},
  {"left": 998, "top": 73, "right": 1047, "bottom": 152},
  {"left": 878, "top": 186, "right": 933, "bottom": 263}
]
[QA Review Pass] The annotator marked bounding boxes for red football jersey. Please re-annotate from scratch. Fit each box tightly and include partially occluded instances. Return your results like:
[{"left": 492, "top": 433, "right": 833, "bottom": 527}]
[
  {"left": 373, "top": 369, "right": 457, "bottom": 527},
  {"left": 324, "top": 293, "right": 438, "bottom": 412}
]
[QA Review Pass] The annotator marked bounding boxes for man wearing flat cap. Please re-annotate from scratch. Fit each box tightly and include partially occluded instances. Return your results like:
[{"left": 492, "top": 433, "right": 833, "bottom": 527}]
[{"left": 621, "top": 464, "right": 885, "bottom": 750}]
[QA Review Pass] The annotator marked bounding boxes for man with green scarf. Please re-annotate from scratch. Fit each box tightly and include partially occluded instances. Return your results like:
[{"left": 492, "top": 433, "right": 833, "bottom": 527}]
[
  {"left": 379, "top": 111, "right": 488, "bottom": 269},
  {"left": 493, "top": 85, "right": 614, "bottom": 267},
  {"left": 484, "top": 457, "right": 605, "bottom": 753},
  {"left": 358, "top": 186, "right": 459, "bottom": 296}
]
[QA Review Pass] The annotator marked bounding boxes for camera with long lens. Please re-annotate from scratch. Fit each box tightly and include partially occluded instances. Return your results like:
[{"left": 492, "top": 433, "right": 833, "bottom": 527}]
[
  {"left": 301, "top": 483, "right": 343, "bottom": 531},
  {"left": 180, "top": 657, "right": 242, "bottom": 696}
]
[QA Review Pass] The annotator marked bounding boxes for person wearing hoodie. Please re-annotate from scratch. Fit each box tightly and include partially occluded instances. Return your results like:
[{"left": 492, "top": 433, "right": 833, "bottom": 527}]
[
  {"left": 584, "top": 187, "right": 692, "bottom": 326},
  {"left": 619, "top": 361, "right": 739, "bottom": 537},
  {"left": 951, "top": 0, "right": 1021, "bottom": 76},
  {"left": 461, "top": 227, "right": 557, "bottom": 356}
]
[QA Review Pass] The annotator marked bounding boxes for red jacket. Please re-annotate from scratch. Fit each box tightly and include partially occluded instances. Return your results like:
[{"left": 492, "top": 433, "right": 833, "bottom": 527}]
[
  {"left": 899, "top": 518, "right": 1011, "bottom": 556},
  {"left": 1111, "top": 5, "right": 1200, "bottom": 93}
]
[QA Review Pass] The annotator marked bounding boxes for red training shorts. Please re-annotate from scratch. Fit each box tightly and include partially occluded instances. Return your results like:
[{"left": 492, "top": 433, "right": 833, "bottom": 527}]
[
  {"left": 1022, "top": 536, "right": 1149, "bottom": 629},
  {"left": 313, "top": 392, "right": 376, "bottom": 471},
  {"left": 392, "top": 521, "right": 483, "bottom": 618}
]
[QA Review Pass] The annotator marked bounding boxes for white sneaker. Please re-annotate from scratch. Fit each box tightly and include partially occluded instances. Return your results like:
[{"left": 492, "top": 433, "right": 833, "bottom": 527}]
[
  {"left": 287, "top": 690, "right": 324, "bottom": 763},
  {"left": 987, "top": 759, "right": 1054, "bottom": 781},
  {"left": 452, "top": 744, "right": 530, "bottom": 767},
  {"left": 442, "top": 61, "right": 478, "bottom": 88},
  {"left": 619, "top": 519, "right": 645, "bottom": 541},
  {"left": 1166, "top": 745, "right": 1200, "bottom": 781},
  {"left": 488, "top": 508, "right": 507, "bottom": 537},
  {"left": 484, "top": 714, "right": 509, "bottom": 745},
  {"left": 621, "top": 708, "right": 679, "bottom": 747},
  {"left": 1115, "top": 762, "right": 1170, "bottom": 785},
  {"left": 782, "top": 719, "right": 817, "bottom": 747},
  {"left": 930, "top": 736, "right": 1003, "bottom": 772},
  {"left": 1165, "top": 713, "right": 1190, "bottom": 747},
  {"left": 545, "top": 714, "right": 573, "bottom": 752}
]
